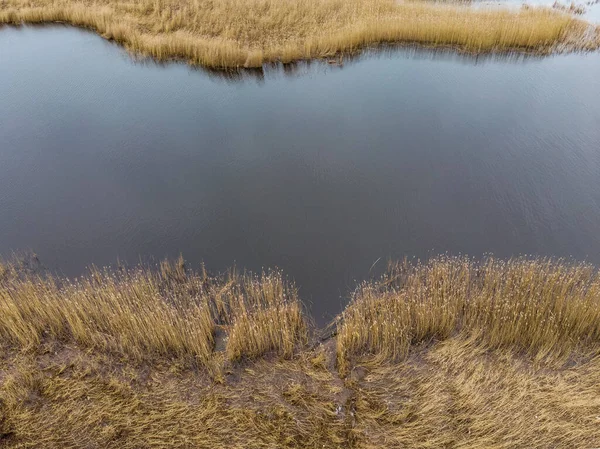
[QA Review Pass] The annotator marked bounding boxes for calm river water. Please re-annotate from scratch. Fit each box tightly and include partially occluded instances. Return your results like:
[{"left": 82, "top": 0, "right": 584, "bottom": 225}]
[{"left": 1, "top": 26, "right": 599, "bottom": 321}]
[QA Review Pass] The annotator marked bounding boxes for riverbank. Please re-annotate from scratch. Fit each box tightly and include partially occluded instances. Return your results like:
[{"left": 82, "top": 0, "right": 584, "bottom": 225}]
[
  {"left": 1, "top": 256, "right": 599, "bottom": 447},
  {"left": 1, "top": 0, "right": 598, "bottom": 68}
]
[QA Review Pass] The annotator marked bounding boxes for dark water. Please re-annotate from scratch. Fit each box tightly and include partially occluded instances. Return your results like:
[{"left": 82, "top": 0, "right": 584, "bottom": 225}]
[{"left": 1, "top": 26, "right": 600, "bottom": 322}]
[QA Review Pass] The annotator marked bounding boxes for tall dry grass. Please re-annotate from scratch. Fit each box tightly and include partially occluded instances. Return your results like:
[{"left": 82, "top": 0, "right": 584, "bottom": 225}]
[
  {"left": 337, "top": 257, "right": 600, "bottom": 373},
  {"left": 0, "top": 0, "right": 594, "bottom": 68},
  {"left": 222, "top": 272, "right": 308, "bottom": 361},
  {"left": 0, "top": 257, "right": 308, "bottom": 370},
  {"left": 2, "top": 256, "right": 600, "bottom": 447}
]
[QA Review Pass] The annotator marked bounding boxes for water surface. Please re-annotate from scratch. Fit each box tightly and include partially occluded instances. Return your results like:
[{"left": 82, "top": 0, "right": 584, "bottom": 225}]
[
  {"left": 1, "top": 26, "right": 600, "bottom": 321},
  {"left": 477, "top": 0, "right": 600, "bottom": 22}
]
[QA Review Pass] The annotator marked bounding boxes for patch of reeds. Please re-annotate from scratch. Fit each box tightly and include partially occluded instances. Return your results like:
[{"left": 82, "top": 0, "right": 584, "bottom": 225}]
[
  {"left": 2, "top": 255, "right": 600, "bottom": 447},
  {"left": 0, "top": 257, "right": 308, "bottom": 370},
  {"left": 351, "top": 339, "right": 600, "bottom": 448},
  {"left": 222, "top": 272, "right": 308, "bottom": 361},
  {"left": 0, "top": 0, "right": 595, "bottom": 68},
  {"left": 336, "top": 257, "right": 600, "bottom": 373}
]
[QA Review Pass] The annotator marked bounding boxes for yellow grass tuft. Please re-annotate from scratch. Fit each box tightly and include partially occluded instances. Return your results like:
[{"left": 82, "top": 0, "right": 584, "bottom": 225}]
[
  {"left": 0, "top": 0, "right": 595, "bottom": 68},
  {"left": 224, "top": 272, "right": 308, "bottom": 361}
]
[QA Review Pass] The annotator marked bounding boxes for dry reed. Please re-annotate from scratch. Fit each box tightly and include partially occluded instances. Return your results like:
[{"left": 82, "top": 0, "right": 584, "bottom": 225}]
[
  {"left": 0, "top": 257, "right": 308, "bottom": 370},
  {"left": 2, "top": 256, "right": 600, "bottom": 447},
  {"left": 223, "top": 272, "right": 307, "bottom": 361},
  {"left": 337, "top": 256, "right": 600, "bottom": 373},
  {"left": 0, "top": 0, "right": 595, "bottom": 68},
  {"left": 351, "top": 340, "right": 600, "bottom": 448}
]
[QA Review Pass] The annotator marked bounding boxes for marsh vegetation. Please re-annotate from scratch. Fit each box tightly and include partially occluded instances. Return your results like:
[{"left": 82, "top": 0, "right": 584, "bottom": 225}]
[
  {"left": 2, "top": 1, "right": 600, "bottom": 445},
  {"left": 1, "top": 256, "right": 599, "bottom": 447},
  {"left": 1, "top": 0, "right": 598, "bottom": 67}
]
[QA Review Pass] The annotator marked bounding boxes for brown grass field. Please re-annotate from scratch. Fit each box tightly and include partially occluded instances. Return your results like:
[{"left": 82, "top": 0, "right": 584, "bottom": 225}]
[
  {"left": 1, "top": 0, "right": 599, "bottom": 68},
  {"left": 1, "top": 255, "right": 600, "bottom": 448}
]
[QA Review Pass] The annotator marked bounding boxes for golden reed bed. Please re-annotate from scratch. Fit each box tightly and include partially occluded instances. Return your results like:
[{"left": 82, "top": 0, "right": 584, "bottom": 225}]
[
  {"left": 1, "top": 0, "right": 599, "bottom": 68},
  {"left": 1, "top": 256, "right": 600, "bottom": 448}
]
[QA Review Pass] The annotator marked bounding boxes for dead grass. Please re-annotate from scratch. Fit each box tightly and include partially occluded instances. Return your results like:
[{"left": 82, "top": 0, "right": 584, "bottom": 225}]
[
  {"left": 352, "top": 340, "right": 600, "bottom": 448},
  {"left": 0, "top": 348, "right": 348, "bottom": 448},
  {"left": 213, "top": 269, "right": 308, "bottom": 361},
  {"left": 0, "top": 256, "right": 308, "bottom": 373},
  {"left": 337, "top": 257, "right": 600, "bottom": 373},
  {"left": 1, "top": 256, "right": 600, "bottom": 448},
  {"left": 0, "top": 0, "right": 596, "bottom": 68}
]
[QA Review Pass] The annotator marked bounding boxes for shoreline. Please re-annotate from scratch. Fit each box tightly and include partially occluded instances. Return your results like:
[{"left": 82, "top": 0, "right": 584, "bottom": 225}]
[
  {"left": 1, "top": 0, "right": 599, "bottom": 68},
  {"left": 2, "top": 254, "right": 600, "bottom": 367},
  {"left": 1, "top": 256, "right": 599, "bottom": 447}
]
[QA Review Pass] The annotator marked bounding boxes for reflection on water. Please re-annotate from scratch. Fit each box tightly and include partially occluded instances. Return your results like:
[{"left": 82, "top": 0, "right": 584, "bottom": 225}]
[
  {"left": 0, "top": 24, "right": 553, "bottom": 85},
  {"left": 1, "top": 25, "right": 600, "bottom": 323},
  {"left": 131, "top": 41, "right": 546, "bottom": 84},
  {"left": 474, "top": 0, "right": 600, "bottom": 23}
]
